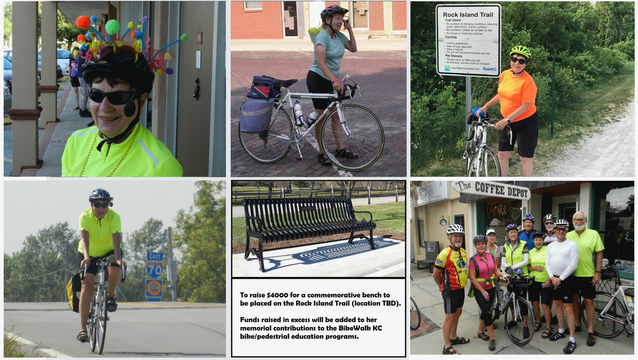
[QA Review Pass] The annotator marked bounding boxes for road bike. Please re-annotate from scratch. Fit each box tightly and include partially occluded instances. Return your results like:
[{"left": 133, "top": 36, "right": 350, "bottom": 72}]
[
  {"left": 238, "top": 76, "right": 385, "bottom": 172},
  {"left": 581, "top": 285, "right": 634, "bottom": 339},
  {"left": 491, "top": 272, "right": 535, "bottom": 346},
  {"left": 464, "top": 114, "right": 511, "bottom": 177},
  {"left": 83, "top": 257, "right": 126, "bottom": 354},
  {"left": 410, "top": 276, "right": 421, "bottom": 330}
]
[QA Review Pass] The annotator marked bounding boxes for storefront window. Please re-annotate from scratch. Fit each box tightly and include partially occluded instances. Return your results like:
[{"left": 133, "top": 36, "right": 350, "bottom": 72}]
[
  {"left": 604, "top": 187, "right": 634, "bottom": 278},
  {"left": 484, "top": 199, "right": 522, "bottom": 246},
  {"left": 418, "top": 218, "right": 425, "bottom": 248}
]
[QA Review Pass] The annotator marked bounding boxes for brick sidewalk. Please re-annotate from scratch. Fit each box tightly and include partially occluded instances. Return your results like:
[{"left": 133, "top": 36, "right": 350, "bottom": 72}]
[{"left": 230, "top": 51, "right": 406, "bottom": 177}]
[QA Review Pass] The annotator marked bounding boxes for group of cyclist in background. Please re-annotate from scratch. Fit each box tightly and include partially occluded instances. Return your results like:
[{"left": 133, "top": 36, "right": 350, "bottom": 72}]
[{"left": 433, "top": 211, "right": 604, "bottom": 354}]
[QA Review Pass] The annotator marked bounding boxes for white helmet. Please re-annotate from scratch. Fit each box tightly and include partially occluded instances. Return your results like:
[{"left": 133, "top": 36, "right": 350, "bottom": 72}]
[
  {"left": 486, "top": 229, "right": 496, "bottom": 236},
  {"left": 446, "top": 224, "right": 464, "bottom": 235},
  {"left": 555, "top": 219, "right": 569, "bottom": 228}
]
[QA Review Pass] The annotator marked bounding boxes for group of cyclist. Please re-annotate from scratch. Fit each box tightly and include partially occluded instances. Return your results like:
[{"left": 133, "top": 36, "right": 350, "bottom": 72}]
[{"left": 433, "top": 211, "right": 604, "bottom": 355}]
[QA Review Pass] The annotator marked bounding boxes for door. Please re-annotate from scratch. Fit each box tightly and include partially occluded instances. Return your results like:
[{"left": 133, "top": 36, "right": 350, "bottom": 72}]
[
  {"left": 352, "top": 2, "right": 369, "bottom": 29},
  {"left": 283, "top": 2, "right": 298, "bottom": 37},
  {"left": 177, "top": 2, "right": 216, "bottom": 176}
]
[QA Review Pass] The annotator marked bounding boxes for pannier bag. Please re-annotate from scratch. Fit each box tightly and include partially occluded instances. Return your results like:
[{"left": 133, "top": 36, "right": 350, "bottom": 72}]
[
  {"left": 247, "top": 75, "right": 281, "bottom": 99},
  {"left": 66, "top": 273, "right": 82, "bottom": 312},
  {"left": 240, "top": 98, "right": 275, "bottom": 134}
]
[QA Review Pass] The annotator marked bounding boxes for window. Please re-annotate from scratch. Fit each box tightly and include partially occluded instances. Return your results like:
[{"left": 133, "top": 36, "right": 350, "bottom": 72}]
[
  {"left": 245, "top": 2, "right": 262, "bottom": 10},
  {"left": 418, "top": 218, "right": 425, "bottom": 248}
]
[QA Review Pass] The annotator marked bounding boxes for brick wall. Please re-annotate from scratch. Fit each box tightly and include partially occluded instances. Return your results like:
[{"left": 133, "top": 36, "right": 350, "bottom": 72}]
[
  {"left": 231, "top": 2, "right": 283, "bottom": 39},
  {"left": 368, "top": 2, "right": 384, "bottom": 31},
  {"left": 393, "top": 1, "right": 407, "bottom": 31}
]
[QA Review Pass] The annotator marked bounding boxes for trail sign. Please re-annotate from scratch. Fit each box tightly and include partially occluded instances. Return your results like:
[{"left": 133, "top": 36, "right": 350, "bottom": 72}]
[{"left": 436, "top": 4, "right": 501, "bottom": 77}]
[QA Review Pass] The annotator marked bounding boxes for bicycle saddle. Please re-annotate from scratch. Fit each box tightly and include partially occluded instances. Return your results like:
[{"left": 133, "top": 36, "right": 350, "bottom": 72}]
[{"left": 274, "top": 79, "right": 298, "bottom": 88}]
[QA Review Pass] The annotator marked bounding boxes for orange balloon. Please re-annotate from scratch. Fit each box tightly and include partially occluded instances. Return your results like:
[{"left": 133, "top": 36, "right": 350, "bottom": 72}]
[{"left": 76, "top": 16, "right": 91, "bottom": 29}]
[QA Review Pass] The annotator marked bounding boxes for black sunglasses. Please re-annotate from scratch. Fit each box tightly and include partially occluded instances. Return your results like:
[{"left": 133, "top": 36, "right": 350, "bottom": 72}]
[
  {"left": 88, "top": 87, "right": 136, "bottom": 105},
  {"left": 92, "top": 202, "right": 110, "bottom": 208},
  {"left": 511, "top": 57, "right": 527, "bottom": 65}
]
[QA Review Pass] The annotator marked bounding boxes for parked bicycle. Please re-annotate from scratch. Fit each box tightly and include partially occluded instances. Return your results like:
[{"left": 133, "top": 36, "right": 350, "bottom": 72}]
[
  {"left": 581, "top": 285, "right": 634, "bottom": 339},
  {"left": 83, "top": 257, "right": 126, "bottom": 354},
  {"left": 491, "top": 271, "right": 535, "bottom": 346},
  {"left": 238, "top": 76, "right": 385, "bottom": 172},
  {"left": 410, "top": 276, "right": 421, "bottom": 330},
  {"left": 464, "top": 110, "right": 511, "bottom": 177}
]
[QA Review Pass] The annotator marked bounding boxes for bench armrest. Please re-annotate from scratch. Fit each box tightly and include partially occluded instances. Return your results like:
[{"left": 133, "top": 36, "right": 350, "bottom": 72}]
[
  {"left": 353, "top": 210, "right": 373, "bottom": 223},
  {"left": 245, "top": 215, "right": 264, "bottom": 233}
]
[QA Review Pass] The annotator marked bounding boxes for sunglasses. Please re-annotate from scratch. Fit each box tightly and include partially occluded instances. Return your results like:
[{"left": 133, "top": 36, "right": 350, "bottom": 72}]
[
  {"left": 544, "top": 222, "right": 554, "bottom": 225},
  {"left": 556, "top": 226, "right": 568, "bottom": 231},
  {"left": 511, "top": 57, "right": 527, "bottom": 65},
  {"left": 573, "top": 218, "right": 585, "bottom": 223},
  {"left": 88, "top": 87, "right": 136, "bottom": 105},
  {"left": 92, "top": 202, "right": 110, "bottom": 208}
]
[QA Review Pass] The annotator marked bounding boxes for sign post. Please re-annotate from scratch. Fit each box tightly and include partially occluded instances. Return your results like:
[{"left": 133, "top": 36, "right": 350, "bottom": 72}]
[
  {"left": 436, "top": 4, "right": 502, "bottom": 78},
  {"left": 452, "top": 180, "right": 531, "bottom": 200}
]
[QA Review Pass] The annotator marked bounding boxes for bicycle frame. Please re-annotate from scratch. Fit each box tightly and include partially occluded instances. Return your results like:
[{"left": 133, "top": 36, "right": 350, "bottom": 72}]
[{"left": 601, "top": 285, "right": 634, "bottom": 334}]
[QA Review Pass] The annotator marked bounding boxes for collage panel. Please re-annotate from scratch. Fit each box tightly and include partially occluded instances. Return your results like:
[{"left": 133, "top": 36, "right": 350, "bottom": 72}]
[
  {"left": 411, "top": 1, "right": 635, "bottom": 177},
  {"left": 230, "top": 1, "right": 407, "bottom": 177},
  {"left": 230, "top": 180, "right": 406, "bottom": 356},
  {"left": 6, "top": 1, "right": 226, "bottom": 177},
  {"left": 4, "top": 179, "right": 226, "bottom": 357},
  {"left": 409, "top": 180, "right": 634, "bottom": 355}
]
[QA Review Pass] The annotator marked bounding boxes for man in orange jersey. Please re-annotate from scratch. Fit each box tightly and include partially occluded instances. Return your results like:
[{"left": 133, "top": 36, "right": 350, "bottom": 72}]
[{"left": 433, "top": 224, "right": 470, "bottom": 355}]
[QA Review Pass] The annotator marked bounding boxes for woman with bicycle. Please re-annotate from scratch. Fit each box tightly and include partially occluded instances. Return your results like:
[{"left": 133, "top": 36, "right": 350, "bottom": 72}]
[
  {"left": 76, "top": 189, "right": 125, "bottom": 343},
  {"left": 501, "top": 223, "right": 531, "bottom": 338},
  {"left": 478, "top": 45, "right": 538, "bottom": 177},
  {"left": 469, "top": 235, "right": 508, "bottom": 351},
  {"left": 307, "top": 5, "right": 358, "bottom": 166},
  {"left": 527, "top": 231, "right": 554, "bottom": 339}
]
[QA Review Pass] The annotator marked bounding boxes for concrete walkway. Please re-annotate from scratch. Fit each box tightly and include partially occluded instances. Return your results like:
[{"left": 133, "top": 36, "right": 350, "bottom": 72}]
[{"left": 410, "top": 263, "right": 634, "bottom": 355}]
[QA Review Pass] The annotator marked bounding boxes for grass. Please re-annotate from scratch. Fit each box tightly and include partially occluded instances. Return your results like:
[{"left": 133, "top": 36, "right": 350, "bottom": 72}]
[
  {"left": 4, "top": 332, "right": 40, "bottom": 358},
  {"left": 230, "top": 186, "right": 405, "bottom": 205},
  {"left": 412, "top": 61, "right": 635, "bottom": 176},
  {"left": 231, "top": 201, "right": 406, "bottom": 246}
]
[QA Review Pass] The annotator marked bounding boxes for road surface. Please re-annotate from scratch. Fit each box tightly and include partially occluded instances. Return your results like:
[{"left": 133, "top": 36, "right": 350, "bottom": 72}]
[{"left": 4, "top": 302, "right": 225, "bottom": 357}]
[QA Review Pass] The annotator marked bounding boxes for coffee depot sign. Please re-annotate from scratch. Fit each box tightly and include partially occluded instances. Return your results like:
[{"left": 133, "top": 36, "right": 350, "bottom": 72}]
[{"left": 452, "top": 180, "right": 530, "bottom": 200}]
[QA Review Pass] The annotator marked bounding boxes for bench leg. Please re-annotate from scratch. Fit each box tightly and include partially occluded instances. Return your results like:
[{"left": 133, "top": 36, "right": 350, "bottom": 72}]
[
  {"left": 244, "top": 234, "right": 251, "bottom": 260},
  {"left": 368, "top": 229, "right": 375, "bottom": 249},
  {"left": 347, "top": 230, "right": 355, "bottom": 244},
  {"left": 257, "top": 240, "right": 265, "bottom": 272}
]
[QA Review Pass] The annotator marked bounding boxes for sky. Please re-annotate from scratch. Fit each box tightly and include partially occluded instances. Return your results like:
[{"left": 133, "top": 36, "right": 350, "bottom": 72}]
[{"left": 3, "top": 178, "right": 224, "bottom": 256}]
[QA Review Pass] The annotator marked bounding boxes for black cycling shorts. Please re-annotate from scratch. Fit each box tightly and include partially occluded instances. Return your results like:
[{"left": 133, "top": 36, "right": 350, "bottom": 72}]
[
  {"left": 573, "top": 276, "right": 597, "bottom": 300},
  {"left": 498, "top": 111, "right": 539, "bottom": 158},
  {"left": 442, "top": 289, "right": 465, "bottom": 314},
  {"left": 70, "top": 76, "right": 80, "bottom": 87},
  {"left": 306, "top": 70, "right": 333, "bottom": 110},
  {"left": 77, "top": 249, "right": 123, "bottom": 276},
  {"left": 552, "top": 275, "right": 575, "bottom": 303},
  {"left": 529, "top": 281, "right": 553, "bottom": 306}
]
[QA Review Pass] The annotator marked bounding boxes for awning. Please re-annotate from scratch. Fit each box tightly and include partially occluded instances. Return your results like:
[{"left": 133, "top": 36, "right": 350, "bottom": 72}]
[{"left": 460, "top": 181, "right": 577, "bottom": 203}]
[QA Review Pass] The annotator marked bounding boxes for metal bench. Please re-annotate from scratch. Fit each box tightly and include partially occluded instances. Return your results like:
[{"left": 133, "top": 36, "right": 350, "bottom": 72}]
[{"left": 243, "top": 197, "right": 376, "bottom": 272}]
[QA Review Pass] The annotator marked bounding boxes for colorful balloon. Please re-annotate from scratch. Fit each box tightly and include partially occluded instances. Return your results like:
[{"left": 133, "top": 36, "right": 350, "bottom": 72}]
[
  {"left": 76, "top": 16, "right": 91, "bottom": 29},
  {"left": 105, "top": 20, "right": 120, "bottom": 35}
]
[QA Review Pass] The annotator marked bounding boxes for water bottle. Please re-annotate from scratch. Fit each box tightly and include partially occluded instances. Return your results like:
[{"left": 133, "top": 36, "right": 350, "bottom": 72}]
[
  {"left": 626, "top": 296, "right": 634, "bottom": 315},
  {"left": 306, "top": 110, "right": 319, "bottom": 126},
  {"left": 293, "top": 101, "right": 304, "bottom": 126}
]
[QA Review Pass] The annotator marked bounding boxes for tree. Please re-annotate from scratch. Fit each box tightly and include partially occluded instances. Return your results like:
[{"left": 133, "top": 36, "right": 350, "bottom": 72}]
[
  {"left": 174, "top": 181, "right": 225, "bottom": 303},
  {"left": 57, "top": 8, "right": 83, "bottom": 50},
  {"left": 4, "top": 2, "right": 11, "bottom": 46}
]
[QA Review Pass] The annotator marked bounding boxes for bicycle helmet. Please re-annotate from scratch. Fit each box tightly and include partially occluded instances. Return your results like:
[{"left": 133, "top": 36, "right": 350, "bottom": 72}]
[
  {"left": 543, "top": 214, "right": 556, "bottom": 223},
  {"left": 82, "top": 45, "right": 155, "bottom": 96},
  {"left": 320, "top": 5, "right": 349, "bottom": 21},
  {"left": 89, "top": 188, "right": 113, "bottom": 206},
  {"left": 446, "top": 224, "right": 464, "bottom": 235},
  {"left": 510, "top": 45, "right": 531, "bottom": 60},
  {"left": 555, "top": 219, "right": 569, "bottom": 229},
  {"left": 473, "top": 235, "right": 487, "bottom": 245},
  {"left": 486, "top": 229, "right": 496, "bottom": 236},
  {"left": 532, "top": 231, "right": 544, "bottom": 239},
  {"left": 505, "top": 223, "right": 519, "bottom": 232},
  {"left": 523, "top": 214, "right": 535, "bottom": 223}
]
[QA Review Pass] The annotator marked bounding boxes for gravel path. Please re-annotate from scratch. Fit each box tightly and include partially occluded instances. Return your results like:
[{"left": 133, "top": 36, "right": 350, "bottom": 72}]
[{"left": 542, "top": 101, "right": 635, "bottom": 177}]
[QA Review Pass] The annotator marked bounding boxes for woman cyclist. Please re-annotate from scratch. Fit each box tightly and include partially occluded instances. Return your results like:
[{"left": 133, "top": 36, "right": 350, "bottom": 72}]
[
  {"left": 307, "top": 5, "right": 358, "bottom": 166},
  {"left": 527, "top": 231, "right": 554, "bottom": 338},
  {"left": 501, "top": 223, "right": 530, "bottom": 338},
  {"left": 478, "top": 45, "right": 538, "bottom": 177},
  {"left": 77, "top": 189, "right": 125, "bottom": 342}
]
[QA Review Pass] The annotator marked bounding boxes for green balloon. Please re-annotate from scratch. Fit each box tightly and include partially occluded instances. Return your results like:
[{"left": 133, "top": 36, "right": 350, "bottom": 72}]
[
  {"left": 180, "top": 34, "right": 188, "bottom": 41},
  {"left": 105, "top": 20, "right": 120, "bottom": 35}
]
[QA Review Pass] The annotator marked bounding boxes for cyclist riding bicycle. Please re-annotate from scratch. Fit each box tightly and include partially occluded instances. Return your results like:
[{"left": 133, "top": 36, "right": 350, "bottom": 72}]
[
  {"left": 501, "top": 223, "right": 530, "bottom": 337},
  {"left": 307, "top": 5, "right": 358, "bottom": 166},
  {"left": 62, "top": 25, "right": 183, "bottom": 177},
  {"left": 76, "top": 189, "right": 126, "bottom": 343}
]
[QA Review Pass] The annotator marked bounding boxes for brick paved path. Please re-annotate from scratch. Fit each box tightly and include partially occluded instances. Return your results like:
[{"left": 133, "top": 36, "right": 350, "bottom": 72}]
[{"left": 231, "top": 51, "right": 406, "bottom": 177}]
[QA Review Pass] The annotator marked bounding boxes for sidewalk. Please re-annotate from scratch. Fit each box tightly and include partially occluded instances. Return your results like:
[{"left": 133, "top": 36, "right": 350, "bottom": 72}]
[
  {"left": 231, "top": 34, "right": 407, "bottom": 52},
  {"left": 410, "top": 263, "right": 634, "bottom": 355}
]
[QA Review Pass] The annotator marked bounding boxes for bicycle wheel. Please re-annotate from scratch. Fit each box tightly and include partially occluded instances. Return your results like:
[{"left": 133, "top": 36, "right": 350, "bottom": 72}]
[
  {"left": 504, "top": 296, "right": 535, "bottom": 346},
  {"left": 490, "top": 285, "right": 504, "bottom": 325},
  {"left": 238, "top": 105, "right": 293, "bottom": 163},
  {"left": 581, "top": 292, "right": 626, "bottom": 339},
  {"left": 467, "top": 146, "right": 501, "bottom": 177},
  {"left": 410, "top": 297, "right": 421, "bottom": 330},
  {"left": 94, "top": 282, "right": 108, "bottom": 354},
  {"left": 88, "top": 298, "right": 97, "bottom": 352},
  {"left": 319, "top": 104, "right": 384, "bottom": 171}
]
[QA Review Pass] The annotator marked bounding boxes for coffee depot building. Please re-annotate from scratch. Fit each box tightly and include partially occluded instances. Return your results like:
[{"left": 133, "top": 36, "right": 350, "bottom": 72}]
[{"left": 410, "top": 181, "right": 634, "bottom": 280}]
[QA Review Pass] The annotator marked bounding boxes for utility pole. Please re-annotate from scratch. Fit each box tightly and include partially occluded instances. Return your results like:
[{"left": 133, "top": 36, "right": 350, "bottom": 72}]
[{"left": 166, "top": 227, "right": 178, "bottom": 301}]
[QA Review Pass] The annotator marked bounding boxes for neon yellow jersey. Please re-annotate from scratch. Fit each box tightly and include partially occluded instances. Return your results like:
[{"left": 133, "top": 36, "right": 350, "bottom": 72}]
[
  {"left": 434, "top": 246, "right": 469, "bottom": 290},
  {"left": 503, "top": 240, "right": 529, "bottom": 276},
  {"left": 528, "top": 246, "right": 549, "bottom": 282},
  {"left": 62, "top": 124, "right": 183, "bottom": 177},
  {"left": 77, "top": 208, "right": 122, "bottom": 257},
  {"left": 566, "top": 228, "right": 604, "bottom": 277}
]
